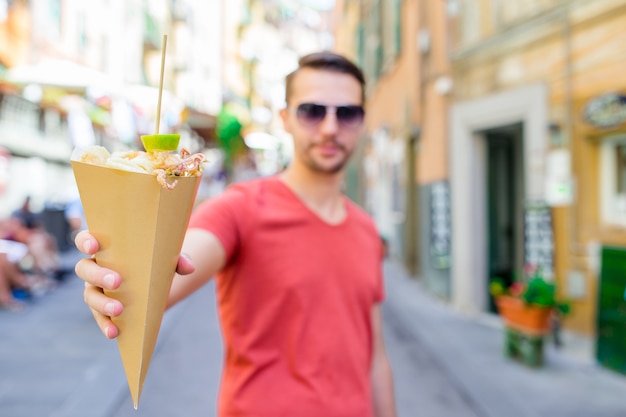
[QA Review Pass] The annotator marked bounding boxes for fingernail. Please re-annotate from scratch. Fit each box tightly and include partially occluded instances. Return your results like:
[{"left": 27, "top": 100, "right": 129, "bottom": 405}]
[
  {"left": 103, "top": 274, "right": 115, "bottom": 289},
  {"left": 104, "top": 302, "right": 116, "bottom": 316},
  {"left": 104, "top": 325, "right": 114, "bottom": 339},
  {"left": 83, "top": 240, "right": 92, "bottom": 253}
]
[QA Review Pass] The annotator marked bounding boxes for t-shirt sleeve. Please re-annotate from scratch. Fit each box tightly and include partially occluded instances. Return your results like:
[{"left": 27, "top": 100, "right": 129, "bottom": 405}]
[{"left": 188, "top": 186, "right": 250, "bottom": 262}]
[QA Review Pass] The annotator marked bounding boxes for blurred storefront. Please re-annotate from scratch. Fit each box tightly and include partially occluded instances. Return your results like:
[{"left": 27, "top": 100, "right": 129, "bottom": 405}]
[
  {"left": 335, "top": 0, "right": 626, "bottom": 372},
  {"left": 1, "top": 0, "right": 335, "bottom": 215},
  {"left": 447, "top": 0, "right": 626, "bottom": 343},
  {"left": 0, "top": 68, "right": 200, "bottom": 216},
  {"left": 0, "top": 0, "right": 222, "bottom": 217}
]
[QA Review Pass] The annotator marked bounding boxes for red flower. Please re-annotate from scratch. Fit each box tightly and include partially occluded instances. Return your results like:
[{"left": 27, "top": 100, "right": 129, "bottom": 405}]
[{"left": 509, "top": 282, "right": 526, "bottom": 297}]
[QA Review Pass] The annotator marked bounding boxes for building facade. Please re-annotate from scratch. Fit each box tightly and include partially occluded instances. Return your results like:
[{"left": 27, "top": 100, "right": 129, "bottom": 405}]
[
  {"left": 335, "top": 0, "right": 626, "bottom": 372},
  {"left": 0, "top": 0, "right": 221, "bottom": 216},
  {"left": 449, "top": 0, "right": 626, "bottom": 339},
  {"left": 333, "top": 0, "right": 452, "bottom": 296}
]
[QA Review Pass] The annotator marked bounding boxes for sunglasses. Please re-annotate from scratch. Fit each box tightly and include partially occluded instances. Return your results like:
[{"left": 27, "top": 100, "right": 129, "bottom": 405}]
[{"left": 294, "top": 103, "right": 365, "bottom": 129}]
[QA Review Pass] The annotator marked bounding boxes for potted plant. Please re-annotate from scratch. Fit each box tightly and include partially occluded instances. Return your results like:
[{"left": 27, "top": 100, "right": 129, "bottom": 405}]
[
  {"left": 490, "top": 265, "right": 571, "bottom": 367},
  {"left": 490, "top": 265, "right": 571, "bottom": 332}
]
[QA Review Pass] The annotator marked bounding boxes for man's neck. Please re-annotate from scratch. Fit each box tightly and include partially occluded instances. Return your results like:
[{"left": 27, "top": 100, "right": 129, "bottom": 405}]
[{"left": 279, "top": 164, "right": 346, "bottom": 224}]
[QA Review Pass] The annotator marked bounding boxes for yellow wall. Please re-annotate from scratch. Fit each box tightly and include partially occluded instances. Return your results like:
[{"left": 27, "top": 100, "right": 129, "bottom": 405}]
[
  {"left": 452, "top": 2, "right": 626, "bottom": 335},
  {"left": 362, "top": 0, "right": 450, "bottom": 185},
  {"left": 364, "top": 0, "right": 420, "bottom": 136},
  {"left": 0, "top": 2, "right": 30, "bottom": 68}
]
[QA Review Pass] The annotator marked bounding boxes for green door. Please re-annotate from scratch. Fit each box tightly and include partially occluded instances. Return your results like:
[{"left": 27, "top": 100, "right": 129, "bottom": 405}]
[
  {"left": 485, "top": 123, "right": 524, "bottom": 313},
  {"left": 597, "top": 246, "right": 626, "bottom": 374}
]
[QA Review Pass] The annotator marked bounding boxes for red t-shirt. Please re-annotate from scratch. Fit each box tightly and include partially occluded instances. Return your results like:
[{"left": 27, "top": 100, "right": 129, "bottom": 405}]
[{"left": 188, "top": 177, "right": 384, "bottom": 417}]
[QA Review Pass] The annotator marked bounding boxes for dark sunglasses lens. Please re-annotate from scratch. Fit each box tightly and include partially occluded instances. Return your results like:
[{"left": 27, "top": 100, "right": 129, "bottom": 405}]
[
  {"left": 297, "top": 103, "right": 326, "bottom": 124},
  {"left": 336, "top": 106, "right": 365, "bottom": 126}
]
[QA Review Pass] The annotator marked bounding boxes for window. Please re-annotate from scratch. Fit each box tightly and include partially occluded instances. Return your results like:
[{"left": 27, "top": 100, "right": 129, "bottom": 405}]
[
  {"left": 393, "top": 0, "right": 402, "bottom": 54},
  {"left": 368, "top": 0, "right": 383, "bottom": 81},
  {"left": 617, "top": 143, "right": 626, "bottom": 194},
  {"left": 77, "top": 12, "right": 86, "bottom": 52},
  {"left": 47, "top": 0, "right": 62, "bottom": 39},
  {"left": 457, "top": 0, "right": 482, "bottom": 48},
  {"left": 357, "top": 23, "right": 365, "bottom": 69},
  {"left": 0, "top": 0, "right": 8, "bottom": 23},
  {"left": 601, "top": 137, "right": 626, "bottom": 227},
  {"left": 381, "top": 0, "right": 401, "bottom": 64}
]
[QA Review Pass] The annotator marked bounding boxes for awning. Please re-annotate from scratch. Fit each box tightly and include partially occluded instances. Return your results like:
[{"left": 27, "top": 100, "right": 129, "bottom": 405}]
[
  {"left": 184, "top": 107, "right": 217, "bottom": 147},
  {"left": 3, "top": 59, "right": 117, "bottom": 92}
]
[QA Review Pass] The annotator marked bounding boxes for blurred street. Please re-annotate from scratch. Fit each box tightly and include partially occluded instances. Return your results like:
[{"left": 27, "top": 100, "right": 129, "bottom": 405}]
[
  {"left": 2, "top": 1, "right": 626, "bottom": 416},
  {"left": 1, "top": 250, "right": 626, "bottom": 417}
]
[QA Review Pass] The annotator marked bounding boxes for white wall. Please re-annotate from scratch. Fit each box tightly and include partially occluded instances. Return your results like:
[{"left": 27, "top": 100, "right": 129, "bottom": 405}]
[{"left": 449, "top": 83, "right": 548, "bottom": 313}]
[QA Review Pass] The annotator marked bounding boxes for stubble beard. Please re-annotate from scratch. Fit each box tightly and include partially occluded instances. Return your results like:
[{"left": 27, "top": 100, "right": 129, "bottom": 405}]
[{"left": 303, "top": 141, "right": 352, "bottom": 175}]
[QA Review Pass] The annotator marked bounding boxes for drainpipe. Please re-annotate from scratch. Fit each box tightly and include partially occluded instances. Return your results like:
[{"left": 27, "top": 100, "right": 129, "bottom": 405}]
[{"left": 562, "top": 5, "right": 579, "bottom": 270}]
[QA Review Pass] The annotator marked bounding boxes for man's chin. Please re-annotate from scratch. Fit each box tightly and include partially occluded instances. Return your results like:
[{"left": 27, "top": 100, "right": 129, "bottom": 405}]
[
  {"left": 302, "top": 150, "right": 351, "bottom": 174},
  {"left": 310, "top": 160, "right": 347, "bottom": 175}
]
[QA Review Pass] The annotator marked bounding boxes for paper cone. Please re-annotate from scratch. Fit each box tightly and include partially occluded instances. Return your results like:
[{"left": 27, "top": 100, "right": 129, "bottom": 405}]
[{"left": 71, "top": 161, "right": 200, "bottom": 408}]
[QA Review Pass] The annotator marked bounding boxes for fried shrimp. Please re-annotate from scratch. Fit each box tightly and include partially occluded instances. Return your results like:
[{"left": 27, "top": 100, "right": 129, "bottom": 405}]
[{"left": 76, "top": 146, "right": 206, "bottom": 189}]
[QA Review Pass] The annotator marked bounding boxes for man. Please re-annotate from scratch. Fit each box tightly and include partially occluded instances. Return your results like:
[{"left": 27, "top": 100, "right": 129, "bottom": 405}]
[{"left": 76, "top": 51, "right": 397, "bottom": 417}]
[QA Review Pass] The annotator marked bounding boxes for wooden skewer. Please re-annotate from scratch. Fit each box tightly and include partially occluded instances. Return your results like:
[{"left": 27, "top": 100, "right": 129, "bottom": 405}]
[{"left": 155, "top": 34, "right": 168, "bottom": 134}]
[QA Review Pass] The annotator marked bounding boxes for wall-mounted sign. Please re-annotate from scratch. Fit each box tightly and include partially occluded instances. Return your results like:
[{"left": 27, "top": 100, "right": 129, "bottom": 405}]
[
  {"left": 524, "top": 201, "right": 554, "bottom": 279},
  {"left": 583, "top": 93, "right": 626, "bottom": 128},
  {"left": 430, "top": 181, "right": 451, "bottom": 269},
  {"left": 545, "top": 149, "right": 574, "bottom": 206}
]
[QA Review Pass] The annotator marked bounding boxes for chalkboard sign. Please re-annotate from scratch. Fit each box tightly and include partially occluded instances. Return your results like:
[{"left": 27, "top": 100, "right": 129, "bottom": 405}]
[
  {"left": 524, "top": 201, "right": 554, "bottom": 279},
  {"left": 430, "top": 181, "right": 451, "bottom": 269}
]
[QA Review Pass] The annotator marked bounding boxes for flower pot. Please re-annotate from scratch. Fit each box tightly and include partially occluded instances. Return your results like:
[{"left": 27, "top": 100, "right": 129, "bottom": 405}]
[{"left": 495, "top": 295, "right": 552, "bottom": 335}]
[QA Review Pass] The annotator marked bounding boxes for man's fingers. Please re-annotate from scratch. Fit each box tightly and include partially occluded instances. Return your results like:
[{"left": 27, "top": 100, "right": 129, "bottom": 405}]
[
  {"left": 75, "top": 258, "right": 121, "bottom": 290},
  {"left": 90, "top": 305, "right": 120, "bottom": 339},
  {"left": 74, "top": 230, "right": 99, "bottom": 255},
  {"left": 83, "top": 282, "right": 123, "bottom": 317},
  {"left": 74, "top": 231, "right": 122, "bottom": 340},
  {"left": 84, "top": 283, "right": 123, "bottom": 339}
]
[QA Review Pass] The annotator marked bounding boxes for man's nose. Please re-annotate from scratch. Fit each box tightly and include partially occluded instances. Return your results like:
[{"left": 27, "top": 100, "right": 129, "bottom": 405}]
[{"left": 319, "top": 110, "right": 339, "bottom": 134}]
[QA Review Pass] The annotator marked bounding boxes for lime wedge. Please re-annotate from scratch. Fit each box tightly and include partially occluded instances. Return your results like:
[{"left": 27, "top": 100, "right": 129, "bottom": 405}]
[{"left": 141, "top": 134, "right": 180, "bottom": 152}]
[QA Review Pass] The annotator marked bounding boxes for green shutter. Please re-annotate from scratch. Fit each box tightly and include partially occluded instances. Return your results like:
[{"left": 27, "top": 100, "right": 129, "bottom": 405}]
[
  {"left": 394, "top": 0, "right": 402, "bottom": 55},
  {"left": 597, "top": 246, "right": 626, "bottom": 374},
  {"left": 357, "top": 23, "right": 365, "bottom": 69}
]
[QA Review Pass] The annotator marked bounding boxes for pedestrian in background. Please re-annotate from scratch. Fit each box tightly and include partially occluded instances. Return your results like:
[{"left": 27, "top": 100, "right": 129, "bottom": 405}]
[
  {"left": 11, "top": 196, "right": 40, "bottom": 229},
  {"left": 75, "top": 51, "right": 397, "bottom": 417},
  {"left": 8, "top": 197, "right": 60, "bottom": 281}
]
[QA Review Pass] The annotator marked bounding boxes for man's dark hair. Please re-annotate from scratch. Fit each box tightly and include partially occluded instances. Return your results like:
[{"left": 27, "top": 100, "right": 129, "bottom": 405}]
[{"left": 285, "top": 51, "right": 366, "bottom": 105}]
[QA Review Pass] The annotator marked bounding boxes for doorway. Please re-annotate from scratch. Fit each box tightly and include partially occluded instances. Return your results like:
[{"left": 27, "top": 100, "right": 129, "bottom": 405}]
[
  {"left": 403, "top": 134, "right": 419, "bottom": 276},
  {"left": 484, "top": 123, "right": 525, "bottom": 312}
]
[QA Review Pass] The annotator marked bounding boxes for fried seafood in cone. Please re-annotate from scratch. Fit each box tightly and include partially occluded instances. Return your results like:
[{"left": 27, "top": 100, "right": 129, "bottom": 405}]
[{"left": 71, "top": 142, "right": 203, "bottom": 408}]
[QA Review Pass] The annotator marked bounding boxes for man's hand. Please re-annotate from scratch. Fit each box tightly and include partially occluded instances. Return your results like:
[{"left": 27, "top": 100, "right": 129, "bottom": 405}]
[{"left": 74, "top": 230, "right": 195, "bottom": 339}]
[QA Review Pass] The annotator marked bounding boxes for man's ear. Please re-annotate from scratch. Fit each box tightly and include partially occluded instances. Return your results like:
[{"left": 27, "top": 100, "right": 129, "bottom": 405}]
[{"left": 279, "top": 108, "right": 290, "bottom": 130}]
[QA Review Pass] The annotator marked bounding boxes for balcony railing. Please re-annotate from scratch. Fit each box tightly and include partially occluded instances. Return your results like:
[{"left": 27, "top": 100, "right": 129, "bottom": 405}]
[{"left": 0, "top": 93, "right": 73, "bottom": 163}]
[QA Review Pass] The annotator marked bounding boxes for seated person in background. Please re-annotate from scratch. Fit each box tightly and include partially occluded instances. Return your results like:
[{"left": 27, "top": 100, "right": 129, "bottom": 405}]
[
  {"left": 7, "top": 198, "right": 60, "bottom": 280},
  {"left": 11, "top": 196, "right": 41, "bottom": 230},
  {"left": 0, "top": 238, "right": 31, "bottom": 310}
]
